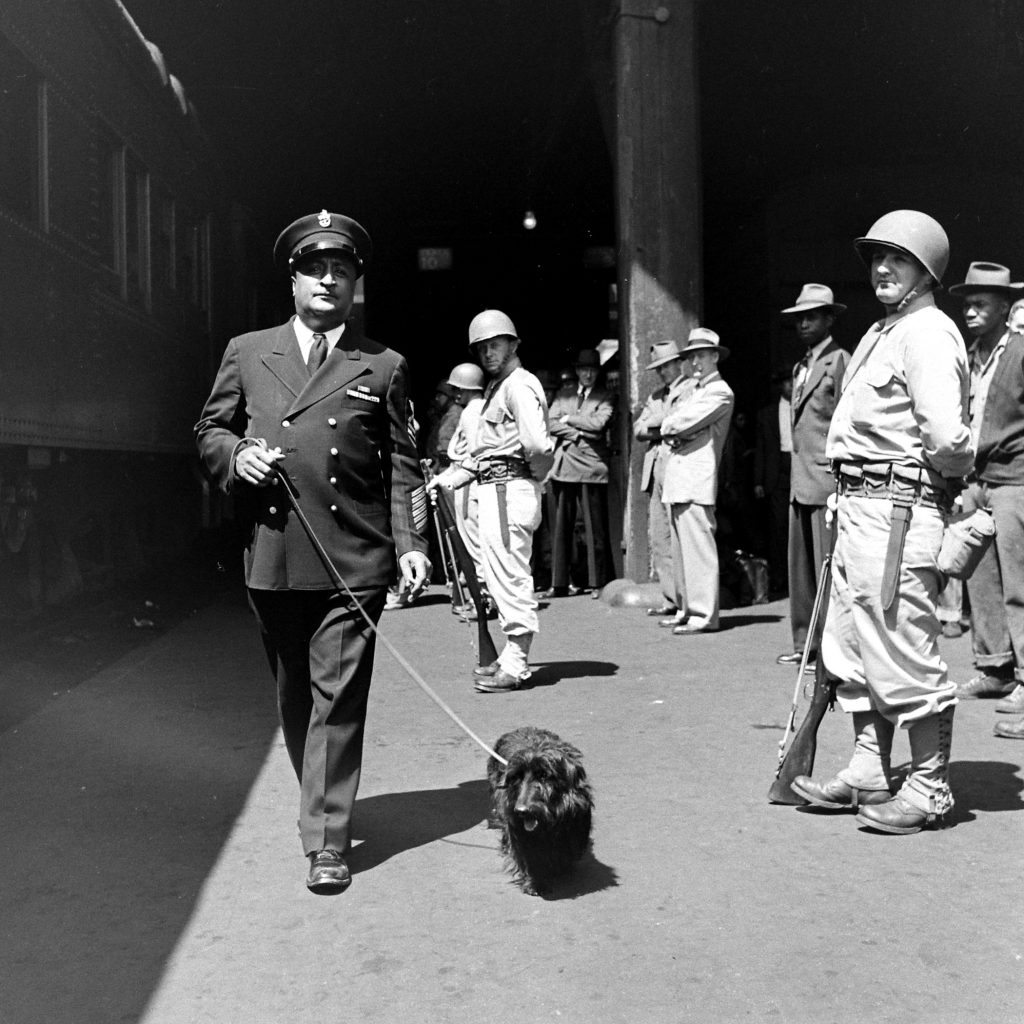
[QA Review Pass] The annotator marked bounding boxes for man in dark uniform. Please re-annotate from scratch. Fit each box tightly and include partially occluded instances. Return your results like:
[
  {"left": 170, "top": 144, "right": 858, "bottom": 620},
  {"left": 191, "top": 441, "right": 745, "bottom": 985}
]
[{"left": 195, "top": 210, "right": 430, "bottom": 894}]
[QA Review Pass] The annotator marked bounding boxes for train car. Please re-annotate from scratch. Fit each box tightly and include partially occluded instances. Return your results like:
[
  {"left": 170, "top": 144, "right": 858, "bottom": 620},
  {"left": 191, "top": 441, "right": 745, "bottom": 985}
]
[{"left": 0, "top": 0, "right": 265, "bottom": 618}]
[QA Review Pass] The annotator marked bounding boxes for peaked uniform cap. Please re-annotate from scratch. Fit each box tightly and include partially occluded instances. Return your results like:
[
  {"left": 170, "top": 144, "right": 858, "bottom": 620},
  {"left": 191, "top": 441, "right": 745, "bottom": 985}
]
[
  {"left": 948, "top": 261, "right": 1024, "bottom": 298},
  {"left": 273, "top": 210, "right": 372, "bottom": 276},
  {"left": 647, "top": 339, "right": 687, "bottom": 369},
  {"left": 781, "top": 283, "right": 847, "bottom": 316},
  {"left": 681, "top": 326, "right": 730, "bottom": 361},
  {"left": 468, "top": 309, "right": 519, "bottom": 346}
]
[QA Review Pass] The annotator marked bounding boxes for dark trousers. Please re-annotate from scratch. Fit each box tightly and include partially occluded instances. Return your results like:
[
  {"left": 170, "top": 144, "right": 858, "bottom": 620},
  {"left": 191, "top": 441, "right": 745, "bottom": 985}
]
[
  {"left": 788, "top": 501, "right": 831, "bottom": 654},
  {"left": 248, "top": 586, "right": 386, "bottom": 856},
  {"left": 551, "top": 481, "right": 610, "bottom": 590}
]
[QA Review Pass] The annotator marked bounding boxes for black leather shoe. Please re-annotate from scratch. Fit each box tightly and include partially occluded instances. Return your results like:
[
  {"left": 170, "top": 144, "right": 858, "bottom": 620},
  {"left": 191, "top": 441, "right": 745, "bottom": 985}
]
[
  {"left": 306, "top": 849, "right": 351, "bottom": 895},
  {"left": 672, "top": 624, "right": 720, "bottom": 635},
  {"left": 776, "top": 651, "right": 805, "bottom": 666},
  {"left": 475, "top": 668, "right": 525, "bottom": 693},
  {"left": 567, "top": 585, "right": 591, "bottom": 597},
  {"left": 536, "top": 587, "right": 568, "bottom": 599},
  {"left": 659, "top": 617, "right": 684, "bottom": 628},
  {"left": 646, "top": 605, "right": 678, "bottom": 617},
  {"left": 472, "top": 660, "right": 499, "bottom": 678},
  {"left": 790, "top": 775, "right": 891, "bottom": 810}
]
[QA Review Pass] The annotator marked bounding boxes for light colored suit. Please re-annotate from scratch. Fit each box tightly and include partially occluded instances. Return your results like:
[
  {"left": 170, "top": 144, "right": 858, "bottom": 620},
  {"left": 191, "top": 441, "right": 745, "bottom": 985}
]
[{"left": 660, "top": 372, "right": 735, "bottom": 629}]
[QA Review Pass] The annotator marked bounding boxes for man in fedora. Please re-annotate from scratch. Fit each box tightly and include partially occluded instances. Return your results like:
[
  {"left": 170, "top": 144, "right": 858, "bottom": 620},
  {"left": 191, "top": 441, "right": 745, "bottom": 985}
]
[
  {"left": 634, "top": 340, "right": 694, "bottom": 615},
  {"left": 195, "top": 210, "right": 431, "bottom": 894},
  {"left": 542, "top": 348, "right": 616, "bottom": 597},
  {"left": 945, "top": 264, "right": 1024, "bottom": 727},
  {"left": 659, "top": 328, "right": 734, "bottom": 634},
  {"left": 776, "top": 284, "right": 849, "bottom": 670}
]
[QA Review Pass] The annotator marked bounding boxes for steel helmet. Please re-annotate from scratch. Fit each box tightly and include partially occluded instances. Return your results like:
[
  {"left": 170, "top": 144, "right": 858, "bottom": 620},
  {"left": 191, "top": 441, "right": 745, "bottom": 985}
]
[
  {"left": 446, "top": 362, "right": 485, "bottom": 391},
  {"left": 853, "top": 210, "right": 950, "bottom": 285},
  {"left": 468, "top": 309, "right": 518, "bottom": 347}
]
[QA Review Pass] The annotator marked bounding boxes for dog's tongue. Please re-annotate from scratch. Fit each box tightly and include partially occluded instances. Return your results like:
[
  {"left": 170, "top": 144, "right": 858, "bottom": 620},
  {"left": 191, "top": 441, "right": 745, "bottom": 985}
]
[{"left": 523, "top": 817, "right": 538, "bottom": 832}]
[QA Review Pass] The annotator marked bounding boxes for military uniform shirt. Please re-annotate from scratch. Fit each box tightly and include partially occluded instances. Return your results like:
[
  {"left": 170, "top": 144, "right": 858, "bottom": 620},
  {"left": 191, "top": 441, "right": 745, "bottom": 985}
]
[{"left": 826, "top": 301, "right": 974, "bottom": 479}]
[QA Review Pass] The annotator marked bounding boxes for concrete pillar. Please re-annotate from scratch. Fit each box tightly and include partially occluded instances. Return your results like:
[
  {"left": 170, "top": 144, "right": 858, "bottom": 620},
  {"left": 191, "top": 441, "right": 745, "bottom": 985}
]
[{"left": 612, "top": 0, "right": 702, "bottom": 581}]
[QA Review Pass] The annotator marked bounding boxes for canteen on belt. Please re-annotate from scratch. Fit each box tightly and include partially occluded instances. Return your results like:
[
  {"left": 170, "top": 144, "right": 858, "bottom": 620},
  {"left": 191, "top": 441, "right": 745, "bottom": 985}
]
[{"left": 937, "top": 507, "right": 996, "bottom": 580}]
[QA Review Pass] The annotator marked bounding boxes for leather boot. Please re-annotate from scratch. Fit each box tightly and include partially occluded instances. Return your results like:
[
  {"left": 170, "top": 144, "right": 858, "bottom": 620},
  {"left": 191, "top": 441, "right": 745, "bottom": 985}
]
[
  {"left": 857, "top": 706, "right": 954, "bottom": 834},
  {"left": 791, "top": 710, "right": 893, "bottom": 809}
]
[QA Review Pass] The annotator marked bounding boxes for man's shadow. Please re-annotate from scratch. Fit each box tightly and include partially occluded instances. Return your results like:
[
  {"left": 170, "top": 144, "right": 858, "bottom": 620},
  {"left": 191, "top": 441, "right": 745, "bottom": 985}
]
[{"left": 882, "top": 759, "right": 1024, "bottom": 827}]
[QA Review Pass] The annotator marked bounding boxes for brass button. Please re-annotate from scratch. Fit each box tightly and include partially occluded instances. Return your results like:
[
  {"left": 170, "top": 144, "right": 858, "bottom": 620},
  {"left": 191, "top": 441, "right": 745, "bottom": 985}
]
[
  {"left": 330, "top": 447, "right": 339, "bottom": 456},
  {"left": 268, "top": 506, "right": 277, "bottom": 514},
  {"left": 328, "top": 417, "right": 337, "bottom": 427},
  {"left": 282, "top": 419, "right": 290, "bottom": 428}
]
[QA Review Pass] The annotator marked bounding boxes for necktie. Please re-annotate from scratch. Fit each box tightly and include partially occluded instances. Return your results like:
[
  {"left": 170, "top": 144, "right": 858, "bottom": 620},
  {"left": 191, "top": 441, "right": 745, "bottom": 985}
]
[
  {"left": 307, "top": 332, "right": 327, "bottom": 376},
  {"left": 576, "top": 387, "right": 586, "bottom": 410},
  {"left": 793, "top": 352, "right": 810, "bottom": 405}
]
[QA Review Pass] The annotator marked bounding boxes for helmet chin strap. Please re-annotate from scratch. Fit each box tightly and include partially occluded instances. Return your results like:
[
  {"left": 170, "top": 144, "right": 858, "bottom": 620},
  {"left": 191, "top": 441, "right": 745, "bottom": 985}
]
[{"left": 894, "top": 274, "right": 935, "bottom": 313}]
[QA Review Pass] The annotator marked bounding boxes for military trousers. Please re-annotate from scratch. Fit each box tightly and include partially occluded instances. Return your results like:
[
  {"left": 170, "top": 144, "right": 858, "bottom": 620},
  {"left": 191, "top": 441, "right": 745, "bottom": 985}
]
[
  {"left": 248, "top": 586, "right": 386, "bottom": 857},
  {"left": 453, "top": 480, "right": 485, "bottom": 585},
  {"left": 963, "top": 481, "right": 1024, "bottom": 682},
  {"left": 478, "top": 478, "right": 542, "bottom": 672},
  {"left": 822, "top": 494, "right": 957, "bottom": 727}
]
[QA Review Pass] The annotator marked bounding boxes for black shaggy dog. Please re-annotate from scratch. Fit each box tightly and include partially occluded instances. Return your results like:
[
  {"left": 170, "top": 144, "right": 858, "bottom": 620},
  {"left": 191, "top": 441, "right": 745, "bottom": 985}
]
[{"left": 487, "top": 726, "right": 593, "bottom": 896}]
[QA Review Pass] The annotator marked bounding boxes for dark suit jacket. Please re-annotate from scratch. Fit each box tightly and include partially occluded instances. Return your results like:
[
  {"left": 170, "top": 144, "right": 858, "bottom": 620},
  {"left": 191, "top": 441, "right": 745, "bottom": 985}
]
[
  {"left": 791, "top": 339, "right": 848, "bottom": 505},
  {"left": 548, "top": 384, "right": 615, "bottom": 483},
  {"left": 195, "top": 317, "right": 428, "bottom": 590}
]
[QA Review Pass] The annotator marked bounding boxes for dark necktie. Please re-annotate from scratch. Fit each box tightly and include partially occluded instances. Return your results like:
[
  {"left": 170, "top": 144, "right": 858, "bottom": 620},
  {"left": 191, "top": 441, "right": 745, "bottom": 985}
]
[
  {"left": 576, "top": 387, "right": 586, "bottom": 410},
  {"left": 307, "top": 332, "right": 327, "bottom": 376}
]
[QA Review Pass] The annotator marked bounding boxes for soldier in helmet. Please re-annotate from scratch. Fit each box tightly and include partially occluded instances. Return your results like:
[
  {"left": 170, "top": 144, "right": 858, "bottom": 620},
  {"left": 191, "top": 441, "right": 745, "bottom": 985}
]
[
  {"left": 444, "top": 362, "right": 487, "bottom": 591},
  {"left": 430, "top": 310, "right": 554, "bottom": 691},
  {"left": 792, "top": 210, "right": 974, "bottom": 834},
  {"left": 195, "top": 210, "right": 431, "bottom": 894}
]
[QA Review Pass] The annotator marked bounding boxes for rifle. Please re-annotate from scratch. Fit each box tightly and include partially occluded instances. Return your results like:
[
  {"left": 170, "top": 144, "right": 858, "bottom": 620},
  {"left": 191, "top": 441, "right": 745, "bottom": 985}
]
[
  {"left": 767, "top": 553, "right": 837, "bottom": 804},
  {"left": 431, "top": 487, "right": 499, "bottom": 668}
]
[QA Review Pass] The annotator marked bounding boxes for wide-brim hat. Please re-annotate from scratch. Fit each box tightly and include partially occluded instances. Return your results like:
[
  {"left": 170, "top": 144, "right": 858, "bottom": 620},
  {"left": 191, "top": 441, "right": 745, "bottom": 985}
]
[
  {"left": 781, "top": 283, "right": 847, "bottom": 316},
  {"left": 948, "top": 261, "right": 1024, "bottom": 298},
  {"left": 274, "top": 210, "right": 372, "bottom": 276},
  {"left": 681, "top": 327, "right": 730, "bottom": 361},
  {"left": 647, "top": 339, "right": 686, "bottom": 369},
  {"left": 575, "top": 348, "right": 601, "bottom": 369}
]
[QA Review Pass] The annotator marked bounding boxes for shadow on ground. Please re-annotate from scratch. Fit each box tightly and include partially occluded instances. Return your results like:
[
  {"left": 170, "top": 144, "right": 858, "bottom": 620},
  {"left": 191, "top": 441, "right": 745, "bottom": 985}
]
[
  {"left": 348, "top": 779, "right": 492, "bottom": 873},
  {"left": 528, "top": 660, "right": 619, "bottom": 687}
]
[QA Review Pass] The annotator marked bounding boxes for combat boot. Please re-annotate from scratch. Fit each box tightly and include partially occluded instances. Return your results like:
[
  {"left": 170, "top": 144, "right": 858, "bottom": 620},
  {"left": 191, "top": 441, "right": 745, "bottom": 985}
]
[
  {"left": 791, "top": 709, "right": 894, "bottom": 809},
  {"left": 857, "top": 705, "right": 954, "bottom": 834}
]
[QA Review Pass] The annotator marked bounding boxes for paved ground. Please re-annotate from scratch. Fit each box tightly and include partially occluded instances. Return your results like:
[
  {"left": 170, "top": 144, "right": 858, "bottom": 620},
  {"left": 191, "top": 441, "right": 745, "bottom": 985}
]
[{"left": 1, "top": 569, "right": 1023, "bottom": 1024}]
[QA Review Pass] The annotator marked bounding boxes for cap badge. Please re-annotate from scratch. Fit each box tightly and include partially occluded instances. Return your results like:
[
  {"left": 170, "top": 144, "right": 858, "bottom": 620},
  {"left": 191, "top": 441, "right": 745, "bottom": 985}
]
[{"left": 317, "top": 209, "right": 331, "bottom": 227}]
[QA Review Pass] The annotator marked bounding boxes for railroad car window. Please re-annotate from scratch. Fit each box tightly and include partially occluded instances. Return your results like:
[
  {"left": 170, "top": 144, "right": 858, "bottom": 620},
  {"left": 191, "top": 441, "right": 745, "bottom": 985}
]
[
  {"left": 48, "top": 94, "right": 92, "bottom": 243},
  {"left": 0, "top": 37, "right": 41, "bottom": 224}
]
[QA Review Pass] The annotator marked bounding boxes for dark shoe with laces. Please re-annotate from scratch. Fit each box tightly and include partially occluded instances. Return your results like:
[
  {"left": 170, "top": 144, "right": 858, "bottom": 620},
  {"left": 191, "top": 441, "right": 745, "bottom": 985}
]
[
  {"left": 646, "top": 605, "right": 678, "bottom": 617},
  {"left": 776, "top": 651, "right": 805, "bottom": 666},
  {"left": 856, "top": 795, "right": 948, "bottom": 834},
  {"left": 790, "top": 775, "right": 891, "bottom": 810},
  {"left": 306, "top": 849, "right": 351, "bottom": 895},
  {"left": 472, "top": 660, "right": 499, "bottom": 678}
]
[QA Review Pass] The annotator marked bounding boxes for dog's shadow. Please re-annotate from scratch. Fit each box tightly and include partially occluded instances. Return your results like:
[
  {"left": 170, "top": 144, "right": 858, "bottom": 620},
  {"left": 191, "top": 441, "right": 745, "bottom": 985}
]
[
  {"left": 531, "top": 849, "right": 620, "bottom": 901},
  {"left": 348, "top": 780, "right": 491, "bottom": 874}
]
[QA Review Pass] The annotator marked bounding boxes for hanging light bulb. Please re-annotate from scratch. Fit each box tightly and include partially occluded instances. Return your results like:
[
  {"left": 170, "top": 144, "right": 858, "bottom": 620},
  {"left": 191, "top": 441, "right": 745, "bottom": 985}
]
[{"left": 523, "top": 209, "right": 537, "bottom": 231}]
